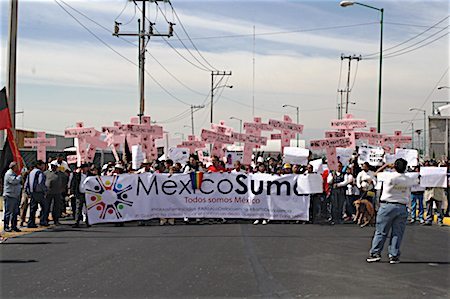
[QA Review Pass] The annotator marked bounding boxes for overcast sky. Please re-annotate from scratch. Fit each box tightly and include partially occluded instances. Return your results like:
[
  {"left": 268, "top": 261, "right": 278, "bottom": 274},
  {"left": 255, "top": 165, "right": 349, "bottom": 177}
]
[{"left": 1, "top": 0, "right": 449, "bottom": 142}]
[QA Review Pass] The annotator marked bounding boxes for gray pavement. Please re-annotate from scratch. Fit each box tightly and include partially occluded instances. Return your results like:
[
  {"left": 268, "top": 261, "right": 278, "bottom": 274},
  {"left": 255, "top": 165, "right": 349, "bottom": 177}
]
[{"left": 1, "top": 222, "right": 449, "bottom": 298}]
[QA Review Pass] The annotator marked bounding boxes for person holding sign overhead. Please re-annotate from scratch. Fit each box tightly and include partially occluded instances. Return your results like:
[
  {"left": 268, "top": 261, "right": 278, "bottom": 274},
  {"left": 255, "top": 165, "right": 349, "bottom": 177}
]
[{"left": 367, "top": 159, "right": 417, "bottom": 264}]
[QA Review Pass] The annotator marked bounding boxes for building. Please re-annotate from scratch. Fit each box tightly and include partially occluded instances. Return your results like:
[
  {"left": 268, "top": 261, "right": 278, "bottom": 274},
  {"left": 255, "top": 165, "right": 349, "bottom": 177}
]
[{"left": 429, "top": 102, "right": 450, "bottom": 160}]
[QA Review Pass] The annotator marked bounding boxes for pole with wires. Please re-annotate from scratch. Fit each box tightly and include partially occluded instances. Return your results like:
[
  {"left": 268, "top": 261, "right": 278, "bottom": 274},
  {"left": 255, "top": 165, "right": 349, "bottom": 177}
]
[{"left": 113, "top": 0, "right": 174, "bottom": 124}]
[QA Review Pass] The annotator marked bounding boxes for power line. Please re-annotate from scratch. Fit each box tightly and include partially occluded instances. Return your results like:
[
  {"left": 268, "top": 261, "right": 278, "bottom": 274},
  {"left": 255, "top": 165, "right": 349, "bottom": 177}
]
[
  {"left": 135, "top": 2, "right": 213, "bottom": 72},
  {"left": 364, "top": 16, "right": 448, "bottom": 58},
  {"left": 59, "top": 0, "right": 209, "bottom": 98},
  {"left": 171, "top": 22, "right": 379, "bottom": 41},
  {"left": 55, "top": 0, "right": 191, "bottom": 107},
  {"left": 363, "top": 15, "right": 449, "bottom": 59},
  {"left": 382, "top": 32, "right": 448, "bottom": 59},
  {"left": 167, "top": 0, "right": 218, "bottom": 71}
]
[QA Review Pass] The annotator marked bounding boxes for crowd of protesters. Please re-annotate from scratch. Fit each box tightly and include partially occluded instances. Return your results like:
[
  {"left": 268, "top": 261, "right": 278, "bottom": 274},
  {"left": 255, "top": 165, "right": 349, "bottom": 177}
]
[{"left": 2, "top": 151, "right": 449, "bottom": 233}]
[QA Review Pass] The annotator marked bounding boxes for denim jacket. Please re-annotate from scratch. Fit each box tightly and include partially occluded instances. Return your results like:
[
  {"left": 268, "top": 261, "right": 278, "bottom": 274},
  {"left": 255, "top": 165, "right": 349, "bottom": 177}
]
[{"left": 2, "top": 169, "right": 22, "bottom": 198}]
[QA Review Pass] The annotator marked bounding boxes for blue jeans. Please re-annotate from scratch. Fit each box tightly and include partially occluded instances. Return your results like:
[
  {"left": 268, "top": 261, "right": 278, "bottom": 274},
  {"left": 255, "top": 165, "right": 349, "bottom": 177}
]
[
  {"left": 369, "top": 203, "right": 408, "bottom": 258},
  {"left": 3, "top": 196, "right": 20, "bottom": 229},
  {"left": 410, "top": 193, "right": 424, "bottom": 221}
]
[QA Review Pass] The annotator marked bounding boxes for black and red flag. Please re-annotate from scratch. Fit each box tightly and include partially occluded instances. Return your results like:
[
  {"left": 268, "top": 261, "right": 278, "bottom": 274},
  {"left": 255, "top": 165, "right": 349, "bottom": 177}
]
[{"left": 0, "top": 87, "right": 24, "bottom": 175}]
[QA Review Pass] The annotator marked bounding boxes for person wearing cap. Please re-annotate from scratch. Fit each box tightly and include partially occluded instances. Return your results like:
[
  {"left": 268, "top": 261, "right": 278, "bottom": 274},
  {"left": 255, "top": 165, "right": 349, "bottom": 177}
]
[
  {"left": 44, "top": 161, "right": 64, "bottom": 225},
  {"left": 367, "top": 158, "right": 417, "bottom": 264},
  {"left": 282, "top": 163, "right": 292, "bottom": 175},
  {"left": 71, "top": 163, "right": 91, "bottom": 228},
  {"left": 25, "top": 160, "right": 48, "bottom": 228},
  {"left": 2, "top": 162, "right": 22, "bottom": 232}
]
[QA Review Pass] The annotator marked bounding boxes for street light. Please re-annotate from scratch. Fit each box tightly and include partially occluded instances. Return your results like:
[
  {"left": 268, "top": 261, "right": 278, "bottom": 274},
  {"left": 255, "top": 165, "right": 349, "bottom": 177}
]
[
  {"left": 340, "top": 1, "right": 384, "bottom": 133},
  {"left": 229, "top": 117, "right": 243, "bottom": 135},
  {"left": 437, "top": 86, "right": 450, "bottom": 90},
  {"left": 401, "top": 120, "right": 415, "bottom": 149},
  {"left": 282, "top": 104, "right": 300, "bottom": 147},
  {"left": 230, "top": 116, "right": 243, "bottom": 146},
  {"left": 410, "top": 108, "right": 427, "bottom": 157},
  {"left": 210, "top": 84, "right": 233, "bottom": 124}
]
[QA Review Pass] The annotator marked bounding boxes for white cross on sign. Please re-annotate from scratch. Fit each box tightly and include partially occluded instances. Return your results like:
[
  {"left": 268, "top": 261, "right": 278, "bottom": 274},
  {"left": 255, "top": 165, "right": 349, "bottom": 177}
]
[
  {"left": 310, "top": 137, "right": 352, "bottom": 171},
  {"left": 24, "top": 132, "right": 56, "bottom": 162},
  {"left": 268, "top": 115, "right": 303, "bottom": 151}
]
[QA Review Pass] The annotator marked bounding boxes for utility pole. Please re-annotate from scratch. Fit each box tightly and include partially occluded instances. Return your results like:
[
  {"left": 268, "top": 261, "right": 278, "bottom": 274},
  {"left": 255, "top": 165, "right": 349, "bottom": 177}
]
[
  {"left": 210, "top": 71, "right": 232, "bottom": 124},
  {"left": 113, "top": 0, "right": 174, "bottom": 124},
  {"left": 7, "top": 0, "right": 19, "bottom": 134},
  {"left": 337, "top": 89, "right": 345, "bottom": 119},
  {"left": 340, "top": 54, "right": 361, "bottom": 115},
  {"left": 190, "top": 105, "right": 205, "bottom": 136}
]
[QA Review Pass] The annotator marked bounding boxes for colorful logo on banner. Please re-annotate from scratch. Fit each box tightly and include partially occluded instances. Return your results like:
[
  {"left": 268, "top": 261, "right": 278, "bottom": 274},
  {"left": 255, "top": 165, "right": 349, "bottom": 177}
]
[{"left": 86, "top": 176, "right": 133, "bottom": 219}]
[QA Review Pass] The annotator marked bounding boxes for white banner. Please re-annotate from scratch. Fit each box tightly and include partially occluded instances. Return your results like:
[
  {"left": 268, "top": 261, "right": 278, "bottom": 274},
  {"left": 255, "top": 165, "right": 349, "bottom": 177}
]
[
  {"left": 395, "top": 148, "right": 418, "bottom": 167},
  {"left": 84, "top": 173, "right": 321, "bottom": 224},
  {"left": 420, "top": 167, "right": 447, "bottom": 188},
  {"left": 358, "top": 146, "right": 384, "bottom": 167}
]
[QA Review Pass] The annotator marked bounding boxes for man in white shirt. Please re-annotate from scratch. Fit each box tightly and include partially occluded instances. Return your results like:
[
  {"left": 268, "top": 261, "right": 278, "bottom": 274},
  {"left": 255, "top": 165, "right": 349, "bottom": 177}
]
[{"left": 367, "top": 158, "right": 417, "bottom": 264}]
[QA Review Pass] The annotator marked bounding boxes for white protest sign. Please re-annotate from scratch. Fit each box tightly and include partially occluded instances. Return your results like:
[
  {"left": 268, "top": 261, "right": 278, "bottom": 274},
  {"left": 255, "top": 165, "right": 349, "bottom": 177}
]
[
  {"left": 309, "top": 159, "right": 324, "bottom": 174},
  {"left": 132, "top": 145, "right": 145, "bottom": 170},
  {"left": 283, "top": 147, "right": 309, "bottom": 165},
  {"left": 225, "top": 151, "right": 243, "bottom": 168},
  {"left": 296, "top": 174, "right": 323, "bottom": 194},
  {"left": 420, "top": 167, "right": 447, "bottom": 188},
  {"left": 168, "top": 147, "right": 190, "bottom": 164},
  {"left": 336, "top": 147, "right": 353, "bottom": 166},
  {"left": 395, "top": 148, "right": 418, "bottom": 167},
  {"left": 384, "top": 154, "right": 396, "bottom": 164},
  {"left": 358, "top": 146, "right": 384, "bottom": 167}
]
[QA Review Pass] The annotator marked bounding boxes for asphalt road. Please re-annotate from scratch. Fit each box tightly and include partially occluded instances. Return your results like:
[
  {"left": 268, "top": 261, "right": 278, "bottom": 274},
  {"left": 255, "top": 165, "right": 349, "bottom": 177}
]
[{"left": 1, "top": 221, "right": 449, "bottom": 299}]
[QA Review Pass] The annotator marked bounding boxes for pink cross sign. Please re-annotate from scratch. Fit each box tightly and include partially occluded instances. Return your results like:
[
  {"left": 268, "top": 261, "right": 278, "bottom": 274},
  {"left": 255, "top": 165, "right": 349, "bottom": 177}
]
[
  {"left": 383, "top": 131, "right": 412, "bottom": 153},
  {"left": 201, "top": 125, "right": 233, "bottom": 157},
  {"left": 310, "top": 137, "right": 352, "bottom": 171},
  {"left": 177, "top": 135, "right": 206, "bottom": 155},
  {"left": 209, "top": 121, "right": 234, "bottom": 157},
  {"left": 268, "top": 115, "right": 304, "bottom": 151},
  {"left": 65, "top": 122, "right": 106, "bottom": 165},
  {"left": 102, "top": 121, "right": 126, "bottom": 162},
  {"left": 330, "top": 114, "right": 367, "bottom": 149},
  {"left": 354, "top": 127, "right": 384, "bottom": 147},
  {"left": 231, "top": 131, "right": 268, "bottom": 165},
  {"left": 243, "top": 117, "right": 273, "bottom": 149},
  {"left": 24, "top": 132, "right": 56, "bottom": 161},
  {"left": 65, "top": 122, "right": 93, "bottom": 165}
]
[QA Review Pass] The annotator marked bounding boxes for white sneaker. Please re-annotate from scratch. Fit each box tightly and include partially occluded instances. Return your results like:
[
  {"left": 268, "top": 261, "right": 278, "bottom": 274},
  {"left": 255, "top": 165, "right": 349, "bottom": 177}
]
[
  {"left": 262, "top": 220, "right": 268, "bottom": 225},
  {"left": 253, "top": 220, "right": 259, "bottom": 225}
]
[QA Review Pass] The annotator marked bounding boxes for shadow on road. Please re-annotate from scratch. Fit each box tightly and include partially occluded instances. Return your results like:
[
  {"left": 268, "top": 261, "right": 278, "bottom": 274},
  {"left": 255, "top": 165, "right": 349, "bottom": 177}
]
[
  {"left": 1, "top": 242, "right": 66, "bottom": 245},
  {"left": 0, "top": 260, "right": 38, "bottom": 263}
]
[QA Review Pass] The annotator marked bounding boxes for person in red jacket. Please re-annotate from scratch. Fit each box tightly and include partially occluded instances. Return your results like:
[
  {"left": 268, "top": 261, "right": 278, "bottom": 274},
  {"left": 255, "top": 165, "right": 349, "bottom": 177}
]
[{"left": 207, "top": 156, "right": 225, "bottom": 173}]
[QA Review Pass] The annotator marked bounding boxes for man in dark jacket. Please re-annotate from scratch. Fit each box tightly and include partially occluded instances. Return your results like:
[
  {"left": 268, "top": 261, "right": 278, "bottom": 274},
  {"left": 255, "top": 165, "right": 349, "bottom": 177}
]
[
  {"left": 45, "top": 161, "right": 63, "bottom": 225},
  {"left": 71, "top": 163, "right": 90, "bottom": 228},
  {"left": 25, "top": 160, "right": 48, "bottom": 228}
]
